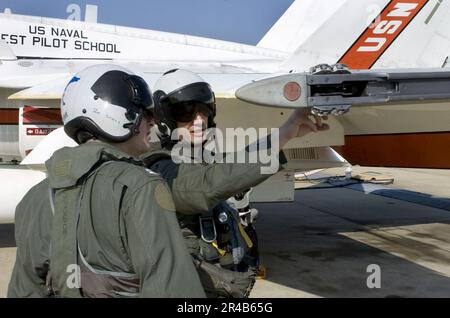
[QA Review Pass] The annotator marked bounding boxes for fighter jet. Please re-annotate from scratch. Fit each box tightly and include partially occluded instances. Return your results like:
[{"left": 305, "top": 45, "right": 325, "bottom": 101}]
[{"left": 1, "top": 0, "right": 449, "bottom": 223}]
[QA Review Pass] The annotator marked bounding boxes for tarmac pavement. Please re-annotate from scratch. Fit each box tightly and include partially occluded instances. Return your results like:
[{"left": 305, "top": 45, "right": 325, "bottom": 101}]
[{"left": 2, "top": 167, "right": 450, "bottom": 298}]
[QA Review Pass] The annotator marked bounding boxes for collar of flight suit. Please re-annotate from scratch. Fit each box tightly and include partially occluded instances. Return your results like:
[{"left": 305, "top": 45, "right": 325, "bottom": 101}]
[{"left": 45, "top": 141, "right": 140, "bottom": 189}]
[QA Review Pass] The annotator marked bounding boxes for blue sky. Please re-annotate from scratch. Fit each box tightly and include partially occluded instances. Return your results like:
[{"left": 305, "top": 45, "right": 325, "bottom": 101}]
[{"left": 0, "top": 0, "right": 294, "bottom": 44}]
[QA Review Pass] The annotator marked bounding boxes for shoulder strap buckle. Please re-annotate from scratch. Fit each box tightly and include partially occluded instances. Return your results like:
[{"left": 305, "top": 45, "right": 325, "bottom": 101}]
[{"left": 199, "top": 216, "right": 217, "bottom": 243}]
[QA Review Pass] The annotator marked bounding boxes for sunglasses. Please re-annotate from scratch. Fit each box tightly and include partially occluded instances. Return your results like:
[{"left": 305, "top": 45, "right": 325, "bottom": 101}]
[{"left": 169, "top": 102, "right": 214, "bottom": 123}]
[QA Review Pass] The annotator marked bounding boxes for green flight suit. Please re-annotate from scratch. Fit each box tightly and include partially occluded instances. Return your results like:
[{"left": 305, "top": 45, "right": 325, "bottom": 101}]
[
  {"left": 145, "top": 140, "right": 287, "bottom": 297},
  {"left": 8, "top": 142, "right": 205, "bottom": 298}
]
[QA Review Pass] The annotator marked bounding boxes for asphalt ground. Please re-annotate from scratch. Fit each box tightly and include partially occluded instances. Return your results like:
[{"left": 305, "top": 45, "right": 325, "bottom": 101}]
[{"left": 2, "top": 167, "right": 450, "bottom": 298}]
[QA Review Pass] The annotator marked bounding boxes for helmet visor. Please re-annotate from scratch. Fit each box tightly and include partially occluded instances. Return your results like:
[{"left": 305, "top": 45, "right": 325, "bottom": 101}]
[
  {"left": 91, "top": 71, "right": 154, "bottom": 111},
  {"left": 163, "top": 82, "right": 215, "bottom": 106}
]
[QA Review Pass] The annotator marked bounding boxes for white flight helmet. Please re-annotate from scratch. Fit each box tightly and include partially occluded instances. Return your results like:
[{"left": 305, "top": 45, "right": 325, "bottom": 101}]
[
  {"left": 152, "top": 69, "right": 216, "bottom": 147},
  {"left": 61, "top": 64, "right": 154, "bottom": 144}
]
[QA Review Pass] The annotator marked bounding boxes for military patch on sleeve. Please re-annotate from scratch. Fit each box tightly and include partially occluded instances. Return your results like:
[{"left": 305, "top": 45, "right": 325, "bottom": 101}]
[
  {"left": 54, "top": 159, "right": 72, "bottom": 177},
  {"left": 154, "top": 182, "right": 176, "bottom": 212}
]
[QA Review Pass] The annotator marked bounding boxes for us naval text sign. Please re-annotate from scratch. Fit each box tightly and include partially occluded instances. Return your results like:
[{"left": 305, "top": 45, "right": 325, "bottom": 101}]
[
  {"left": 0, "top": 14, "right": 261, "bottom": 61},
  {"left": 0, "top": 21, "right": 122, "bottom": 58}
]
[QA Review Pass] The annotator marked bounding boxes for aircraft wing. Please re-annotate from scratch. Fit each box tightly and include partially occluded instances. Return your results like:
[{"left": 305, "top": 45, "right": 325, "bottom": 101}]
[
  {"left": 5, "top": 64, "right": 272, "bottom": 101},
  {"left": 7, "top": 75, "right": 71, "bottom": 100}
]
